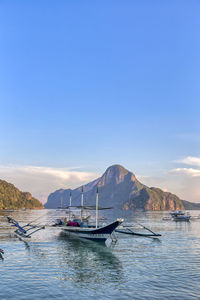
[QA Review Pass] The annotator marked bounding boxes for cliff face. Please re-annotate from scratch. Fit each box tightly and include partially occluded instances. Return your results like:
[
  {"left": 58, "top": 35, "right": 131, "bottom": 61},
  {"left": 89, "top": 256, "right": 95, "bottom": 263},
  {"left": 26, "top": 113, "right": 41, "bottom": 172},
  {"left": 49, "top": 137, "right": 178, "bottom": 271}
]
[
  {"left": 123, "top": 187, "right": 184, "bottom": 211},
  {"left": 181, "top": 200, "right": 200, "bottom": 210},
  {"left": 0, "top": 179, "right": 43, "bottom": 210},
  {"left": 45, "top": 164, "right": 186, "bottom": 211}
]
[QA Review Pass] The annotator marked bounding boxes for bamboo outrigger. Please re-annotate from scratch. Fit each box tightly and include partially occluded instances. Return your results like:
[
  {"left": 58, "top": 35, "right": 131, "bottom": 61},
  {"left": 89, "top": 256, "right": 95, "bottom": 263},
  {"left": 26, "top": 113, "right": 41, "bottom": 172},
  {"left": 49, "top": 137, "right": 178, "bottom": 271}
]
[
  {"left": 115, "top": 222, "right": 161, "bottom": 238},
  {"left": 7, "top": 216, "right": 45, "bottom": 238}
]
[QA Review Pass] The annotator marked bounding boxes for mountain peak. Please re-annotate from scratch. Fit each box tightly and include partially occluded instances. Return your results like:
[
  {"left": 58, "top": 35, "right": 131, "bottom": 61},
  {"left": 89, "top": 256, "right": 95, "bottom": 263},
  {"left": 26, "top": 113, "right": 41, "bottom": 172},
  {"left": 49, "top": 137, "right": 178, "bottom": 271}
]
[
  {"left": 98, "top": 164, "right": 132, "bottom": 186},
  {"left": 105, "top": 164, "right": 129, "bottom": 174}
]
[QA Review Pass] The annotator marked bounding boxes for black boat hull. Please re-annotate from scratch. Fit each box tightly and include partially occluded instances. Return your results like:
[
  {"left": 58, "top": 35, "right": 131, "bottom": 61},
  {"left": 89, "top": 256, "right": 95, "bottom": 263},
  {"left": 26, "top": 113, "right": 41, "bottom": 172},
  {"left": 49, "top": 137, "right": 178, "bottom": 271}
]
[{"left": 61, "top": 219, "right": 123, "bottom": 242}]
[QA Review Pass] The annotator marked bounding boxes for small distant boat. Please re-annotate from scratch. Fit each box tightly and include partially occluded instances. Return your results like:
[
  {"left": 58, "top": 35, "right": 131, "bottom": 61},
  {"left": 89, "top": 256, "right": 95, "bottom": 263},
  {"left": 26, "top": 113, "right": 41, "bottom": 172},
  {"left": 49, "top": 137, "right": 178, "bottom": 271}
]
[
  {"left": 170, "top": 210, "right": 185, "bottom": 216},
  {"left": 170, "top": 210, "right": 191, "bottom": 222}
]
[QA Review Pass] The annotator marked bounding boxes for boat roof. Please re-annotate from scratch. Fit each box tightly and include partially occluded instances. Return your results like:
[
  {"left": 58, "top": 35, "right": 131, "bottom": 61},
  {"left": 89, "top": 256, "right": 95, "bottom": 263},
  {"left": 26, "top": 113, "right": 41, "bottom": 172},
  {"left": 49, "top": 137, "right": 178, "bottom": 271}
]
[{"left": 64, "top": 205, "right": 113, "bottom": 210}]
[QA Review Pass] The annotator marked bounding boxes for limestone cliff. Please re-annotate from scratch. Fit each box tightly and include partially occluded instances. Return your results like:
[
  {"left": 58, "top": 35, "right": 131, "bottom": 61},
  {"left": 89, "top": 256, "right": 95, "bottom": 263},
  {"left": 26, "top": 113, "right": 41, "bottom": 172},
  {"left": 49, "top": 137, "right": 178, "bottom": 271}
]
[{"left": 45, "top": 165, "right": 189, "bottom": 211}]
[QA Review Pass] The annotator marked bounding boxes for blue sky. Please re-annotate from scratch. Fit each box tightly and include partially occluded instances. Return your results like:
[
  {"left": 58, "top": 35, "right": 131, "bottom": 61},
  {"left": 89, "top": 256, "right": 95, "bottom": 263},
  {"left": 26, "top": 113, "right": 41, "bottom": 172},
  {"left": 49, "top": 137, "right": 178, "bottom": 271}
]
[{"left": 0, "top": 0, "right": 200, "bottom": 202}]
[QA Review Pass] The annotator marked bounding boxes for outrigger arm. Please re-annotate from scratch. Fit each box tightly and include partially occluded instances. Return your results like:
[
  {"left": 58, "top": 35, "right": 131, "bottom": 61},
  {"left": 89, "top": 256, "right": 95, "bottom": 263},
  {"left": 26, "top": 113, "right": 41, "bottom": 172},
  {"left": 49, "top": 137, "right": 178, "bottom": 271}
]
[{"left": 7, "top": 216, "right": 45, "bottom": 238}]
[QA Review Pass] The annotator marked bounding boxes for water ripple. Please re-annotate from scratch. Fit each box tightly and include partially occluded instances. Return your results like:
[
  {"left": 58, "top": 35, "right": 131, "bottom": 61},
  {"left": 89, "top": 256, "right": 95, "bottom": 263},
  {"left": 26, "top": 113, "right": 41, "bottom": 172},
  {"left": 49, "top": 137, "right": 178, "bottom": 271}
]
[{"left": 1, "top": 210, "right": 200, "bottom": 299}]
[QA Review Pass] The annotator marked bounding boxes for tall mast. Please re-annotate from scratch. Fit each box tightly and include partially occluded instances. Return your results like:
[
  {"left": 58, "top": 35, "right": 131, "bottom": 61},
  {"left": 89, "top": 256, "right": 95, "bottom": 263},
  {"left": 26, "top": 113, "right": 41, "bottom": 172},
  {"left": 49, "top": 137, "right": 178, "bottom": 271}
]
[
  {"left": 69, "top": 191, "right": 72, "bottom": 220},
  {"left": 69, "top": 191, "right": 72, "bottom": 207},
  {"left": 81, "top": 186, "right": 84, "bottom": 207},
  {"left": 81, "top": 186, "right": 84, "bottom": 221},
  {"left": 96, "top": 187, "right": 99, "bottom": 228}
]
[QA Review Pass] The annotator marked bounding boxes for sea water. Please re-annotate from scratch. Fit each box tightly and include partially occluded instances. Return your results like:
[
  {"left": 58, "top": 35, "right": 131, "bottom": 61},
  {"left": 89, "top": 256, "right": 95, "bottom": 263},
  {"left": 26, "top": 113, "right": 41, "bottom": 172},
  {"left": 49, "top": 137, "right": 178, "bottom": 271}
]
[{"left": 0, "top": 209, "right": 200, "bottom": 299}]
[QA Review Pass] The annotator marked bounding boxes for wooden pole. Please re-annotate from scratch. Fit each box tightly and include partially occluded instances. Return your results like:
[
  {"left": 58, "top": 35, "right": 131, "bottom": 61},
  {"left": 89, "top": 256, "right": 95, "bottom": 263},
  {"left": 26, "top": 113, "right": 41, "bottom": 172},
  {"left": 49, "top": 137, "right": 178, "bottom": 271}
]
[
  {"left": 81, "top": 186, "right": 84, "bottom": 221},
  {"left": 96, "top": 187, "right": 99, "bottom": 228},
  {"left": 69, "top": 191, "right": 72, "bottom": 220},
  {"left": 69, "top": 191, "right": 72, "bottom": 207}
]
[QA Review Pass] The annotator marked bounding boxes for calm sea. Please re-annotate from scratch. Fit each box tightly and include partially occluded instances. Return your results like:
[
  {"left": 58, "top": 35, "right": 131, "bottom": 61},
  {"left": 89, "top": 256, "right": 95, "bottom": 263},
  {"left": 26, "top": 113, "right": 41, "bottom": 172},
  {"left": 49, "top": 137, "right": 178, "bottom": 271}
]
[{"left": 0, "top": 209, "right": 200, "bottom": 299}]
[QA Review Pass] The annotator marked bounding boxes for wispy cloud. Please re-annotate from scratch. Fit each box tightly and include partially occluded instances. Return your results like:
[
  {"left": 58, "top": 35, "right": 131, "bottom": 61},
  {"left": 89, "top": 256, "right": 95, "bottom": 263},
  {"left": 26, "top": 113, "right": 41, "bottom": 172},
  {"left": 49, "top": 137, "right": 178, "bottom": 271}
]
[
  {"left": 171, "top": 156, "right": 200, "bottom": 177},
  {"left": 171, "top": 168, "right": 200, "bottom": 177},
  {"left": 0, "top": 165, "right": 99, "bottom": 203},
  {"left": 178, "top": 156, "right": 200, "bottom": 167},
  {"left": 168, "top": 155, "right": 200, "bottom": 202}
]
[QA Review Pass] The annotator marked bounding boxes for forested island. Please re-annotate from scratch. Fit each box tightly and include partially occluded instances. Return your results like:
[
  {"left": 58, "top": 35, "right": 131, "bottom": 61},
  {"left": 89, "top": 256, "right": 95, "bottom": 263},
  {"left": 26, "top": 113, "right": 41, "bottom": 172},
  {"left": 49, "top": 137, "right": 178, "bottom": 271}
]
[{"left": 0, "top": 179, "right": 43, "bottom": 210}]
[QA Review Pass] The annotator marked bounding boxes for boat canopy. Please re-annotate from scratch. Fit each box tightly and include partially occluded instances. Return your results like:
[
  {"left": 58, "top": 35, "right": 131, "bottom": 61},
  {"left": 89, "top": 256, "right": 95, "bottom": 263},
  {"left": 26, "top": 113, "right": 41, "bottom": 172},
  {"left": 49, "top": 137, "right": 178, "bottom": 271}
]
[{"left": 65, "top": 205, "right": 113, "bottom": 210}]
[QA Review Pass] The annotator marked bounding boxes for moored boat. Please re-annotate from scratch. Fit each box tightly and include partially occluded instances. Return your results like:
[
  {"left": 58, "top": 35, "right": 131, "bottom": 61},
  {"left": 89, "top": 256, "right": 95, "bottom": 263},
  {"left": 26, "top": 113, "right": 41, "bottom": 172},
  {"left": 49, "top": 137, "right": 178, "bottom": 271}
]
[
  {"left": 61, "top": 219, "right": 123, "bottom": 242},
  {"left": 55, "top": 187, "right": 123, "bottom": 242},
  {"left": 170, "top": 210, "right": 191, "bottom": 222}
]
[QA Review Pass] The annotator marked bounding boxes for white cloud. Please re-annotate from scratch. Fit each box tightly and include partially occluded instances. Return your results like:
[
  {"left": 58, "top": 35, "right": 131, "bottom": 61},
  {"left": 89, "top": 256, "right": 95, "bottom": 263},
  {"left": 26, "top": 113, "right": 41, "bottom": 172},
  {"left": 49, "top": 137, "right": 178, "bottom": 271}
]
[
  {"left": 171, "top": 156, "right": 200, "bottom": 177},
  {"left": 166, "top": 156, "right": 200, "bottom": 202},
  {"left": 171, "top": 168, "right": 200, "bottom": 177},
  {"left": 0, "top": 165, "right": 99, "bottom": 203},
  {"left": 178, "top": 156, "right": 200, "bottom": 167}
]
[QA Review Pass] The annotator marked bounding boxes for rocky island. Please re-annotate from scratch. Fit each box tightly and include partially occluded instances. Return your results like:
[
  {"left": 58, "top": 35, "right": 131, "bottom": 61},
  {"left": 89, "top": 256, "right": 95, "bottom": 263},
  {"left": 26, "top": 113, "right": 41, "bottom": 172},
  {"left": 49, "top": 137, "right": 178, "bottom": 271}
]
[{"left": 45, "top": 164, "right": 200, "bottom": 211}]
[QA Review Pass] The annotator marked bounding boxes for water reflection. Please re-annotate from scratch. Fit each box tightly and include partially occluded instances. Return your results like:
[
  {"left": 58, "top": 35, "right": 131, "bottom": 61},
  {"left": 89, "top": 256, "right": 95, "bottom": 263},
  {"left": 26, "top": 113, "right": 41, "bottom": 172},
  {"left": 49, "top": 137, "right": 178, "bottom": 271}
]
[
  {"left": 10, "top": 228, "right": 124, "bottom": 288},
  {"left": 56, "top": 233, "right": 123, "bottom": 285}
]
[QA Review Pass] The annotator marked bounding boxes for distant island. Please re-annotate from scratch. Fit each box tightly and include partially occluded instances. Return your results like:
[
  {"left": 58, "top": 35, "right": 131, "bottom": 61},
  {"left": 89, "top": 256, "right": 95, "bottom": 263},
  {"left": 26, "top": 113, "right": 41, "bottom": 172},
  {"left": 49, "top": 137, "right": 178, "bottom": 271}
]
[
  {"left": 45, "top": 164, "right": 200, "bottom": 211},
  {"left": 0, "top": 179, "right": 43, "bottom": 210}
]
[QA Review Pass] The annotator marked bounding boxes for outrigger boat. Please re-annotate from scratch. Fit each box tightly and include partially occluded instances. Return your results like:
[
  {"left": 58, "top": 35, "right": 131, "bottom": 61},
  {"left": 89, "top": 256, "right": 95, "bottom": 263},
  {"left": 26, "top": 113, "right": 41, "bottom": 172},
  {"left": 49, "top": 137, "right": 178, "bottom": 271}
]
[
  {"left": 59, "top": 218, "right": 123, "bottom": 242},
  {"left": 7, "top": 216, "right": 45, "bottom": 238},
  {"left": 54, "top": 188, "right": 123, "bottom": 242}
]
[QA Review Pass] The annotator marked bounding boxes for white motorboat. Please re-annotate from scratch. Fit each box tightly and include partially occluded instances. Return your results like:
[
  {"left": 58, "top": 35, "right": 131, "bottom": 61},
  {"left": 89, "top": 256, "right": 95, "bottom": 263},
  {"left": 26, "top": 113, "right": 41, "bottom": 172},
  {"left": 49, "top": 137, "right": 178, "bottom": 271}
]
[{"left": 170, "top": 210, "right": 191, "bottom": 222}]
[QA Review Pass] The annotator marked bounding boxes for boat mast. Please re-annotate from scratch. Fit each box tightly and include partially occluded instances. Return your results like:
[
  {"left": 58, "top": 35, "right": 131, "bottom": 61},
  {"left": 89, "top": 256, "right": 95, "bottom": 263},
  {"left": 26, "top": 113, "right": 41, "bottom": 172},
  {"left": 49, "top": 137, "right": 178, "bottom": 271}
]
[
  {"left": 69, "top": 191, "right": 72, "bottom": 220},
  {"left": 69, "top": 191, "right": 72, "bottom": 207},
  {"left": 81, "top": 186, "right": 84, "bottom": 221},
  {"left": 96, "top": 187, "right": 99, "bottom": 228}
]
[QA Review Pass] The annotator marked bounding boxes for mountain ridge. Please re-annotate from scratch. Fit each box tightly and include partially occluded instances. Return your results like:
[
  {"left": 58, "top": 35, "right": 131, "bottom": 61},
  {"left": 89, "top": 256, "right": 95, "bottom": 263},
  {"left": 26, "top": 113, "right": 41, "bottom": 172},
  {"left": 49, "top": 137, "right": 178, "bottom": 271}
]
[{"left": 44, "top": 164, "right": 198, "bottom": 211}]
